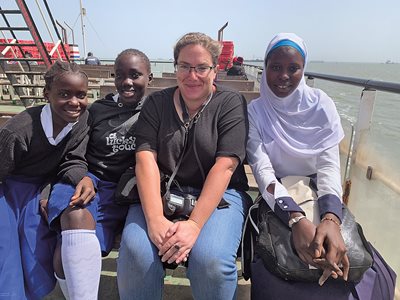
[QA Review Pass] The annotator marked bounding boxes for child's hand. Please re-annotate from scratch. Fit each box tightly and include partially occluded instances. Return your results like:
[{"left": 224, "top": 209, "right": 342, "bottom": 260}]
[{"left": 70, "top": 176, "right": 96, "bottom": 206}]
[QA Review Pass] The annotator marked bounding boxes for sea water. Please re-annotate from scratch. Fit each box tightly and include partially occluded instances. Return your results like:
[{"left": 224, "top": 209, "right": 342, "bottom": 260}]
[{"left": 306, "top": 62, "right": 400, "bottom": 182}]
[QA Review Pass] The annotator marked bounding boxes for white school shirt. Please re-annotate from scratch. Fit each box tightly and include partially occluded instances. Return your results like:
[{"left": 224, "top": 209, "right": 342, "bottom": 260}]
[{"left": 40, "top": 104, "right": 75, "bottom": 145}]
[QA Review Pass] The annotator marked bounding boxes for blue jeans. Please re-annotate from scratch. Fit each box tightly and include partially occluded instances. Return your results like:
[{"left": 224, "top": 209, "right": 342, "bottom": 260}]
[{"left": 117, "top": 189, "right": 250, "bottom": 300}]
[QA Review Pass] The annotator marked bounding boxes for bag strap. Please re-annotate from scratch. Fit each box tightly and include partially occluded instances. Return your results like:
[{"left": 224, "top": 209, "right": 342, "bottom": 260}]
[
  {"left": 116, "top": 95, "right": 145, "bottom": 163},
  {"left": 241, "top": 196, "right": 263, "bottom": 280},
  {"left": 180, "top": 90, "right": 213, "bottom": 182},
  {"left": 193, "top": 124, "right": 205, "bottom": 181},
  {"left": 164, "top": 126, "right": 188, "bottom": 193}
]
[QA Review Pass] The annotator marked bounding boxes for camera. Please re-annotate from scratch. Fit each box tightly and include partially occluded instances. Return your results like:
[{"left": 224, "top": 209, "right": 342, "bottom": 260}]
[{"left": 162, "top": 190, "right": 197, "bottom": 219}]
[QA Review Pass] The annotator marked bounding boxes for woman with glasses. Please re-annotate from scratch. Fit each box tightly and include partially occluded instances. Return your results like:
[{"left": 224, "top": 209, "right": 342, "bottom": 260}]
[{"left": 117, "top": 32, "right": 251, "bottom": 300}]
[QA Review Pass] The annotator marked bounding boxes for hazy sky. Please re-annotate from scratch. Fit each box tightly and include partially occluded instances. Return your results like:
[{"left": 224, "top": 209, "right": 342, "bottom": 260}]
[{"left": 10, "top": 0, "right": 400, "bottom": 63}]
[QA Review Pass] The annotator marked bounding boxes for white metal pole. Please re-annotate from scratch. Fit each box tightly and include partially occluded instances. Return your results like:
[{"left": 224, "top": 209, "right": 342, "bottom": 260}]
[{"left": 80, "top": 0, "right": 86, "bottom": 59}]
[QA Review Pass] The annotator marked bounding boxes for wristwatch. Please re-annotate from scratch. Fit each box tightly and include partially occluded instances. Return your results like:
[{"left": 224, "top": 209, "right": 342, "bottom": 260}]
[{"left": 288, "top": 215, "right": 306, "bottom": 228}]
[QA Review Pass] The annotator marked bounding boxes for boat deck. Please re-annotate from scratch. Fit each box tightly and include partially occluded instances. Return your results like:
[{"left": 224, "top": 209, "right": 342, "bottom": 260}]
[
  {"left": 44, "top": 250, "right": 250, "bottom": 300},
  {"left": 3, "top": 67, "right": 400, "bottom": 299}
]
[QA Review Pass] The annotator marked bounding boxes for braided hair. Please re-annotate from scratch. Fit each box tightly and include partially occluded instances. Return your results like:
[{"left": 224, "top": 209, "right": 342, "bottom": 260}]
[{"left": 44, "top": 60, "right": 88, "bottom": 91}]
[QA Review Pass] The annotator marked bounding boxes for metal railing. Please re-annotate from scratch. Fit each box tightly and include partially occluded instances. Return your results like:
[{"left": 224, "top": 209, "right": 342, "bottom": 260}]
[
  {"left": 303, "top": 72, "right": 400, "bottom": 193},
  {"left": 305, "top": 72, "right": 400, "bottom": 93}
]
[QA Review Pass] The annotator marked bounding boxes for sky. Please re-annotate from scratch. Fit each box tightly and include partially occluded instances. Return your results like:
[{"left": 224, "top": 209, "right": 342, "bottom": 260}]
[{"left": 5, "top": 0, "right": 400, "bottom": 63}]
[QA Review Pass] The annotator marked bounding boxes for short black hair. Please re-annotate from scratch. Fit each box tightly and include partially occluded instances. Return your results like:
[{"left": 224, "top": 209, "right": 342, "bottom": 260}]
[{"left": 115, "top": 49, "right": 151, "bottom": 73}]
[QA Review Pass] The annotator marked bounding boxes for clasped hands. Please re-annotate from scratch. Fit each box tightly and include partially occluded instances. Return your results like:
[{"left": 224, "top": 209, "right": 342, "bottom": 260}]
[
  {"left": 148, "top": 217, "right": 201, "bottom": 265},
  {"left": 292, "top": 215, "right": 350, "bottom": 286}
]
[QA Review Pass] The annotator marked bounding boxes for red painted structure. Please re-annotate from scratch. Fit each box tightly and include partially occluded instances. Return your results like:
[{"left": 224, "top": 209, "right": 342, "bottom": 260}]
[
  {"left": 218, "top": 41, "right": 234, "bottom": 70},
  {"left": 15, "top": 0, "right": 53, "bottom": 67},
  {"left": 0, "top": 38, "right": 70, "bottom": 63}
]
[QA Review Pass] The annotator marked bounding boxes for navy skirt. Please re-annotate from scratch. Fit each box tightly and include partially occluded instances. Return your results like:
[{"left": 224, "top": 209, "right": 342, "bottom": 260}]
[{"left": 0, "top": 175, "right": 57, "bottom": 300}]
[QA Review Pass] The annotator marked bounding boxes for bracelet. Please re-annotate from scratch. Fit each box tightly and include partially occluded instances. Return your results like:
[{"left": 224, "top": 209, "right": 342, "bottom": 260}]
[
  {"left": 321, "top": 216, "right": 341, "bottom": 228},
  {"left": 288, "top": 215, "right": 306, "bottom": 228}
]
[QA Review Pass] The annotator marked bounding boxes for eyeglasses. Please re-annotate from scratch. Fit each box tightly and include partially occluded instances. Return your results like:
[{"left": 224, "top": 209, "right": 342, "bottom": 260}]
[{"left": 175, "top": 64, "right": 215, "bottom": 76}]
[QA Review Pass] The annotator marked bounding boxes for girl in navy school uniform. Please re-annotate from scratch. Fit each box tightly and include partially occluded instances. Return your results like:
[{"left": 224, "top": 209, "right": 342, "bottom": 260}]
[
  {"left": 0, "top": 60, "right": 93, "bottom": 299},
  {"left": 46, "top": 49, "right": 153, "bottom": 300}
]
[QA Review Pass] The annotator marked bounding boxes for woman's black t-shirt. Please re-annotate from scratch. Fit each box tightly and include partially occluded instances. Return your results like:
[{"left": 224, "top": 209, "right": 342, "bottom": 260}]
[{"left": 135, "top": 85, "right": 249, "bottom": 191}]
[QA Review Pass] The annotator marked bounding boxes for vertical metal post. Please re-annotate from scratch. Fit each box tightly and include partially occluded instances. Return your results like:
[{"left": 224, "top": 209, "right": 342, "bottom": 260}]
[
  {"left": 64, "top": 21, "right": 75, "bottom": 45},
  {"left": 56, "top": 20, "right": 67, "bottom": 44},
  {"left": 306, "top": 76, "right": 314, "bottom": 87},
  {"left": 352, "top": 88, "right": 376, "bottom": 165},
  {"left": 217, "top": 22, "right": 228, "bottom": 42},
  {"left": 79, "top": 0, "right": 86, "bottom": 58}
]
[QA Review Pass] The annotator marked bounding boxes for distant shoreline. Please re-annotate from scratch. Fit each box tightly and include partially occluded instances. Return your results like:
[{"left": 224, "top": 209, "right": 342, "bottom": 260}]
[
  {"left": 244, "top": 59, "right": 398, "bottom": 64},
  {"left": 94, "top": 58, "right": 398, "bottom": 65}
]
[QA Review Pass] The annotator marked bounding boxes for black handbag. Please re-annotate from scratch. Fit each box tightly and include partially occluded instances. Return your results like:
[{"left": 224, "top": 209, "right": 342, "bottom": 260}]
[
  {"left": 114, "top": 166, "right": 169, "bottom": 206},
  {"left": 113, "top": 166, "right": 140, "bottom": 205},
  {"left": 242, "top": 176, "right": 373, "bottom": 282}
]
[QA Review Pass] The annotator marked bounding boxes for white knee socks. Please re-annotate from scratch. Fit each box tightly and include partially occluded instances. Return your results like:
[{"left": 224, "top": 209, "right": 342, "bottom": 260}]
[{"left": 61, "top": 229, "right": 101, "bottom": 300}]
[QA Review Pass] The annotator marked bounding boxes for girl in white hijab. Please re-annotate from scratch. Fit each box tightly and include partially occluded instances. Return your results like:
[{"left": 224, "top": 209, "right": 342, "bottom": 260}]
[
  {"left": 246, "top": 32, "right": 395, "bottom": 300},
  {"left": 247, "top": 33, "right": 351, "bottom": 298}
]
